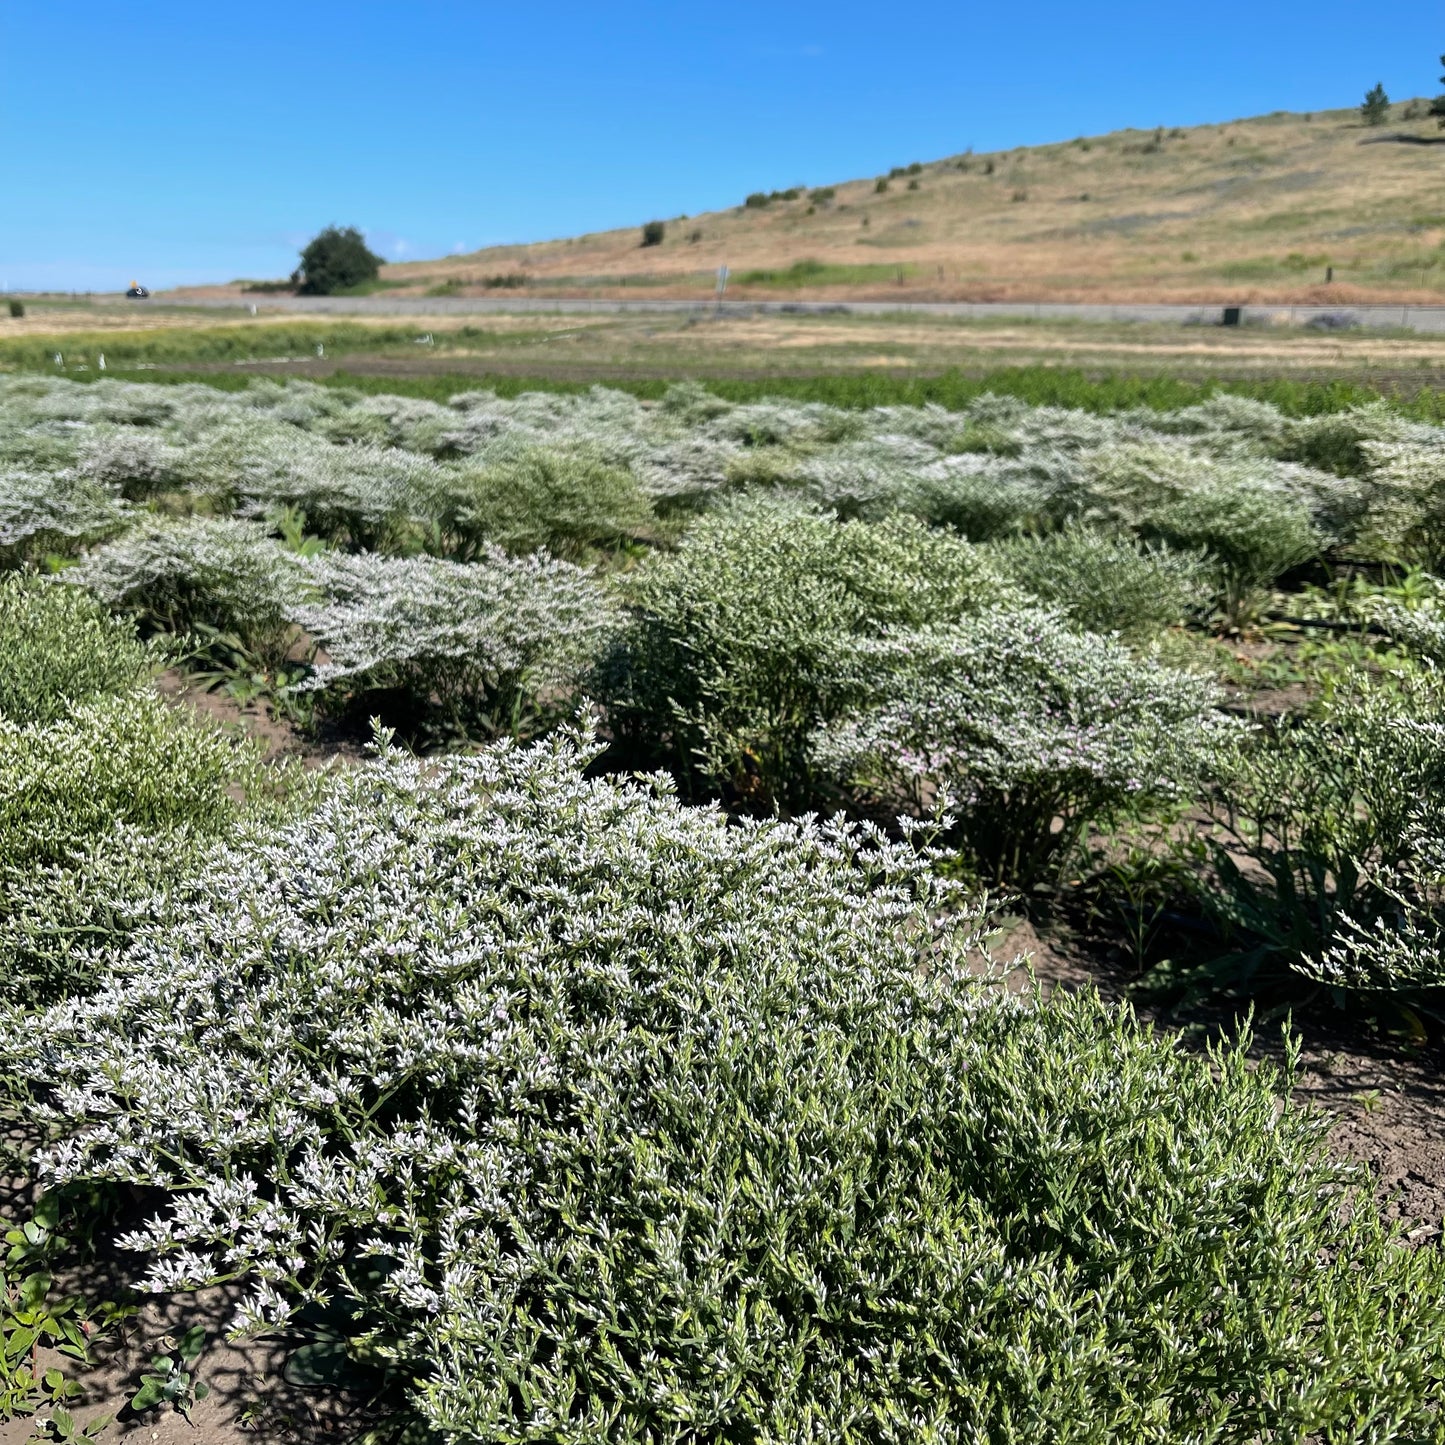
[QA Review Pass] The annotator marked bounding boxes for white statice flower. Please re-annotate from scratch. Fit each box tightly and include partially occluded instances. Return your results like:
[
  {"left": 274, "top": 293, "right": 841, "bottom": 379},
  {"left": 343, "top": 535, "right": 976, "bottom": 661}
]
[
  {"left": 294, "top": 548, "right": 619, "bottom": 735},
  {"left": 0, "top": 468, "right": 129, "bottom": 565},
  {"left": 812, "top": 606, "right": 1242, "bottom": 883},
  {"left": 64, "top": 514, "right": 308, "bottom": 659}
]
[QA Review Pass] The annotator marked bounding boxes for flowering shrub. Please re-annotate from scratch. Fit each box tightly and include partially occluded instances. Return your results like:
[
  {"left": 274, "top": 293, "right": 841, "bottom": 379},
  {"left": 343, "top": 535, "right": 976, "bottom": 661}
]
[
  {"left": 606, "top": 504, "right": 1018, "bottom": 803},
  {"left": 419, "top": 445, "right": 655, "bottom": 560},
  {"left": 1193, "top": 672, "right": 1445, "bottom": 1000},
  {"left": 64, "top": 515, "right": 309, "bottom": 664},
  {"left": 1081, "top": 444, "right": 1323, "bottom": 620},
  {"left": 0, "top": 469, "right": 128, "bottom": 568},
  {"left": 224, "top": 429, "right": 440, "bottom": 552},
  {"left": 986, "top": 524, "right": 1215, "bottom": 636},
  {"left": 76, "top": 428, "right": 184, "bottom": 500},
  {"left": 1358, "top": 440, "right": 1445, "bottom": 568},
  {"left": 0, "top": 688, "right": 313, "bottom": 1003},
  {"left": 295, "top": 550, "right": 619, "bottom": 739},
  {"left": 813, "top": 609, "right": 1238, "bottom": 884},
  {"left": 0, "top": 573, "right": 153, "bottom": 724},
  {"left": 5, "top": 728, "right": 1444, "bottom": 1443}
]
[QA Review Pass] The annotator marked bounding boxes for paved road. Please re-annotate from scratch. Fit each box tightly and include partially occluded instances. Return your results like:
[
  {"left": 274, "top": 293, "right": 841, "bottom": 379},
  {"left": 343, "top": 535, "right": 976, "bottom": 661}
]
[{"left": 167, "top": 293, "right": 1445, "bottom": 335}]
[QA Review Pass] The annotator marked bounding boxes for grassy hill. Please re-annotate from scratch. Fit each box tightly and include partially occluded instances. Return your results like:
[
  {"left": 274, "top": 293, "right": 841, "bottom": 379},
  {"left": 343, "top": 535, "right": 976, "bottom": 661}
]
[{"left": 337, "top": 103, "right": 1445, "bottom": 305}]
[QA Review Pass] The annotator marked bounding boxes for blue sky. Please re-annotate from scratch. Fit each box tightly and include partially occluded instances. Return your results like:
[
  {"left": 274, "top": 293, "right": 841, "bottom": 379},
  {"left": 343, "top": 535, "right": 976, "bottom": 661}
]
[{"left": 2, "top": 2, "right": 1439, "bottom": 292}]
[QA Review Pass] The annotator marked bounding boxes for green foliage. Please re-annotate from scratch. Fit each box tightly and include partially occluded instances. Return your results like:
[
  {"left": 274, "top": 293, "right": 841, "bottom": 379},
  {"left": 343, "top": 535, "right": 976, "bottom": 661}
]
[
  {"left": 1142, "top": 482, "right": 1319, "bottom": 623},
  {"left": 606, "top": 505, "right": 1016, "bottom": 804},
  {"left": 421, "top": 446, "right": 654, "bottom": 560},
  {"left": 0, "top": 1195, "right": 114, "bottom": 1437},
  {"left": 10, "top": 732, "right": 1445, "bottom": 1444},
  {"left": 1085, "top": 445, "right": 1321, "bottom": 622},
  {"left": 295, "top": 226, "right": 383, "bottom": 296},
  {"left": 6, "top": 301, "right": 22, "bottom": 319},
  {"left": 1188, "top": 672, "right": 1445, "bottom": 1002},
  {"left": 1361, "top": 83, "right": 1390, "bottom": 125},
  {"left": 0, "top": 688, "right": 314, "bottom": 1004},
  {"left": 0, "top": 575, "right": 152, "bottom": 725},
  {"left": 128, "top": 1327, "right": 208, "bottom": 1422},
  {"left": 639, "top": 220, "right": 665, "bottom": 248},
  {"left": 986, "top": 524, "right": 1215, "bottom": 637}
]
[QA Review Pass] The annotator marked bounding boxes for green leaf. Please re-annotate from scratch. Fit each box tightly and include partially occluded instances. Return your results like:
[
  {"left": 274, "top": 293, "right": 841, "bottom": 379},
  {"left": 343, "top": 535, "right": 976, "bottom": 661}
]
[{"left": 128, "top": 1378, "right": 165, "bottom": 1413}]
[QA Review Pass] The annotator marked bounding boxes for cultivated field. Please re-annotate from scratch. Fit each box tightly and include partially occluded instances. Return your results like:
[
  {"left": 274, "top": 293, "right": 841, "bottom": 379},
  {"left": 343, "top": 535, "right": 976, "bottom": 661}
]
[
  {"left": 10, "top": 301, "right": 1445, "bottom": 395},
  {"left": 3, "top": 361, "right": 1445, "bottom": 1438},
  {"left": 167, "top": 103, "right": 1445, "bottom": 305}
]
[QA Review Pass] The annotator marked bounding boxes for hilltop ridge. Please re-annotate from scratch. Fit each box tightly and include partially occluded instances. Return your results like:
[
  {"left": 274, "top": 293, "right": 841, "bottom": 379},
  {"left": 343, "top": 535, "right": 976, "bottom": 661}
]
[{"left": 195, "top": 104, "right": 1445, "bottom": 305}]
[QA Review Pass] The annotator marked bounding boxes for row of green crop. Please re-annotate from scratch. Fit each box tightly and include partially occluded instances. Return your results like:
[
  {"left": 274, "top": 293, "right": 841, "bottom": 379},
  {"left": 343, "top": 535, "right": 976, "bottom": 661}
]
[{"left": 50, "top": 359, "right": 1445, "bottom": 421}]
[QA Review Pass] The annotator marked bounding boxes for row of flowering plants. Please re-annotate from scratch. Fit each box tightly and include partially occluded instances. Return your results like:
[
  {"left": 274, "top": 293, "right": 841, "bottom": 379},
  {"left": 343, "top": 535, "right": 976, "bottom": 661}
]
[{"left": 0, "top": 375, "right": 1444, "bottom": 1435}]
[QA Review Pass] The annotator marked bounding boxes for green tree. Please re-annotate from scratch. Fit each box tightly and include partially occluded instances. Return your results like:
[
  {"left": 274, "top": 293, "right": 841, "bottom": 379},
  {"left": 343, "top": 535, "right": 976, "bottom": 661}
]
[
  {"left": 1361, "top": 82, "right": 1390, "bottom": 125},
  {"left": 1432, "top": 53, "right": 1445, "bottom": 127},
  {"left": 294, "top": 226, "right": 383, "bottom": 296},
  {"left": 640, "top": 219, "right": 665, "bottom": 248}
]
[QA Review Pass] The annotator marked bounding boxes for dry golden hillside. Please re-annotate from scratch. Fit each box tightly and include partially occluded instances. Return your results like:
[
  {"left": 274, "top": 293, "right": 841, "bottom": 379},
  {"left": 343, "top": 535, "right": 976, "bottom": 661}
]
[{"left": 361, "top": 103, "right": 1445, "bottom": 305}]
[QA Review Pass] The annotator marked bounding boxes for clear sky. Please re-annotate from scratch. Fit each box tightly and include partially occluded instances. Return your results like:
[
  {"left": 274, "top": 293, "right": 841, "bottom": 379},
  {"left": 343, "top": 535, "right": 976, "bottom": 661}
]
[{"left": 2, "top": 2, "right": 1440, "bottom": 292}]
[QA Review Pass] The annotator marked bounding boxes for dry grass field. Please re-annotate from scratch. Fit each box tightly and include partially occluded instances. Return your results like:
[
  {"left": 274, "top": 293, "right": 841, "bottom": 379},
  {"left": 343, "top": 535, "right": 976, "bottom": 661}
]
[{"left": 177, "top": 102, "right": 1445, "bottom": 305}]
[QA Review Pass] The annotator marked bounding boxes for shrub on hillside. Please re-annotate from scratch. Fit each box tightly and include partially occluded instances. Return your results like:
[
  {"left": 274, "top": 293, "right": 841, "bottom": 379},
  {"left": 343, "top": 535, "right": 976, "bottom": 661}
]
[
  {"left": 295, "top": 549, "right": 619, "bottom": 740},
  {"left": 813, "top": 609, "right": 1237, "bottom": 885},
  {"left": 6, "top": 728, "right": 1445, "bottom": 1443},
  {"left": 420, "top": 446, "right": 655, "bottom": 560},
  {"left": 640, "top": 220, "right": 665, "bottom": 247},
  {"left": 986, "top": 525, "right": 1215, "bottom": 637},
  {"left": 295, "top": 226, "right": 382, "bottom": 296},
  {"left": 604, "top": 505, "right": 1017, "bottom": 804},
  {"left": 0, "top": 689, "right": 313, "bottom": 1004},
  {"left": 65, "top": 516, "right": 308, "bottom": 664},
  {"left": 0, "top": 574, "right": 153, "bottom": 724}
]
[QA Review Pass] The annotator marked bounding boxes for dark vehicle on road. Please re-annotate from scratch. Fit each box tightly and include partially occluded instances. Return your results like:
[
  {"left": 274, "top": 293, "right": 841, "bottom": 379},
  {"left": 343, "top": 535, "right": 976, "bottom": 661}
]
[{"left": 125, "top": 281, "right": 150, "bottom": 299}]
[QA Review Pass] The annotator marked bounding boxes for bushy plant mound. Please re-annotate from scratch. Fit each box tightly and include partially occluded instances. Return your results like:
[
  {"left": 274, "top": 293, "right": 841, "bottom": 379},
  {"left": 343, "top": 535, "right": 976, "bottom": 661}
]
[
  {"left": 296, "top": 550, "right": 619, "bottom": 739},
  {"left": 814, "top": 609, "right": 1238, "bottom": 884},
  {"left": 0, "top": 689, "right": 312, "bottom": 1003},
  {"left": 7, "top": 730, "right": 1444, "bottom": 1443},
  {"left": 421, "top": 445, "right": 655, "bottom": 560},
  {"left": 986, "top": 524, "right": 1215, "bottom": 636},
  {"left": 1199, "top": 671, "right": 1445, "bottom": 1000},
  {"left": 0, "top": 573, "right": 153, "bottom": 724},
  {"left": 0, "top": 468, "right": 128, "bottom": 567},
  {"left": 64, "top": 515, "right": 309, "bottom": 663},
  {"left": 607, "top": 505, "right": 1017, "bottom": 803}
]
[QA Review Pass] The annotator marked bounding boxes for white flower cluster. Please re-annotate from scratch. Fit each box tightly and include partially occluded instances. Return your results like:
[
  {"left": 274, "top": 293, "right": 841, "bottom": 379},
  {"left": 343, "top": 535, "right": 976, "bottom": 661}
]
[
  {"left": 813, "top": 607, "right": 1240, "bottom": 882},
  {"left": 294, "top": 549, "right": 620, "bottom": 733},
  {"left": 0, "top": 468, "right": 129, "bottom": 566},
  {"left": 64, "top": 514, "right": 309, "bottom": 658}
]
